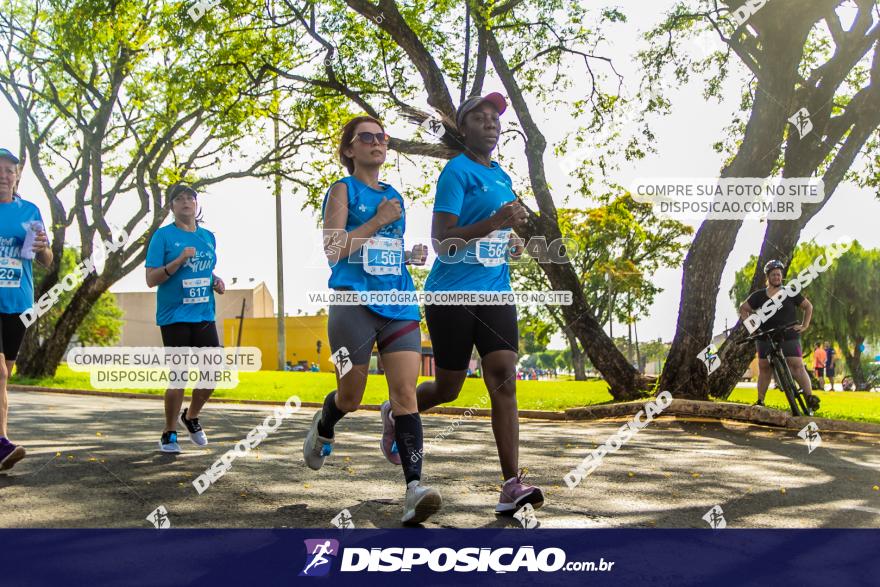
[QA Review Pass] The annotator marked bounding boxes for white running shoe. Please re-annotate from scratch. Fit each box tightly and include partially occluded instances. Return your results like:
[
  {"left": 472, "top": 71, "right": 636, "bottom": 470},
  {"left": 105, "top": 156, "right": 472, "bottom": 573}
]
[
  {"left": 401, "top": 480, "right": 442, "bottom": 525},
  {"left": 303, "top": 410, "right": 334, "bottom": 470},
  {"left": 158, "top": 431, "right": 181, "bottom": 454},
  {"left": 179, "top": 408, "right": 208, "bottom": 446}
]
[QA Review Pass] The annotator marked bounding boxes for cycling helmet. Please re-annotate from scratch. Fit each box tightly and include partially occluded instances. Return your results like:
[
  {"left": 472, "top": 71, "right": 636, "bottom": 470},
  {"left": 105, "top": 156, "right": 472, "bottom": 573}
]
[{"left": 763, "top": 259, "right": 785, "bottom": 274}]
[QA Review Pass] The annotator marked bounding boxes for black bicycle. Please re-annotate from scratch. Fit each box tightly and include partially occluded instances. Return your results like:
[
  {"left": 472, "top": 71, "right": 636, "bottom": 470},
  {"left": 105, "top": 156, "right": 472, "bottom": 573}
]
[{"left": 739, "top": 321, "right": 820, "bottom": 417}]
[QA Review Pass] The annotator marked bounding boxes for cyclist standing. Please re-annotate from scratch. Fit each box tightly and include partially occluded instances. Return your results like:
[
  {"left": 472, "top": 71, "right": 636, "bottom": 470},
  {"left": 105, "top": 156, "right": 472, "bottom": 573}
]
[{"left": 738, "top": 260, "right": 820, "bottom": 410}]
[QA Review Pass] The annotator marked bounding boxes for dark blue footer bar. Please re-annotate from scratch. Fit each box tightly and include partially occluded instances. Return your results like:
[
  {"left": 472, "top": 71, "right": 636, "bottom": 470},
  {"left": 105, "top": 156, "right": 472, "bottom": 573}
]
[{"left": 0, "top": 529, "right": 877, "bottom": 586}]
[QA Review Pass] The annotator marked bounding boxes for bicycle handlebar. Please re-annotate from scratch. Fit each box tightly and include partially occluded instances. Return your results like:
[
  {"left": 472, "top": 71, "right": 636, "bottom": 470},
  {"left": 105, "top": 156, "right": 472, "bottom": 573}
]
[{"left": 737, "top": 321, "right": 799, "bottom": 344}]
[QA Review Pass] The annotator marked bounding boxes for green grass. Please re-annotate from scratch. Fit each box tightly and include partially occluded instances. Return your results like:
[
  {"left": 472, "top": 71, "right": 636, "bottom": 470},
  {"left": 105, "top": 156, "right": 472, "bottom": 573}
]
[
  {"left": 725, "top": 387, "right": 880, "bottom": 425},
  {"left": 14, "top": 364, "right": 880, "bottom": 424},
  {"left": 15, "top": 364, "right": 614, "bottom": 411}
]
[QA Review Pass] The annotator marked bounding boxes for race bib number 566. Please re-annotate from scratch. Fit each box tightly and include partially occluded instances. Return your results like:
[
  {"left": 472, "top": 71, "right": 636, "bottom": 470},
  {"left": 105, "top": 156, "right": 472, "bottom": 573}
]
[{"left": 476, "top": 229, "right": 510, "bottom": 267}]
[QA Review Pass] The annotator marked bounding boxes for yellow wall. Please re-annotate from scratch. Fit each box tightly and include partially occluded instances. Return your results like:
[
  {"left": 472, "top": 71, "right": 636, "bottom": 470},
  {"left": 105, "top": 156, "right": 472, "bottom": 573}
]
[
  {"left": 223, "top": 315, "right": 345, "bottom": 372},
  {"left": 224, "top": 315, "right": 435, "bottom": 372}
]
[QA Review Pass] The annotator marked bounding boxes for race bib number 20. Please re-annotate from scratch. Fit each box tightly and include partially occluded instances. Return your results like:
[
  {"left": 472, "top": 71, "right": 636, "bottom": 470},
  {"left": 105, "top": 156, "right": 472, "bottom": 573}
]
[
  {"left": 0, "top": 258, "right": 23, "bottom": 288},
  {"left": 182, "top": 277, "right": 211, "bottom": 304}
]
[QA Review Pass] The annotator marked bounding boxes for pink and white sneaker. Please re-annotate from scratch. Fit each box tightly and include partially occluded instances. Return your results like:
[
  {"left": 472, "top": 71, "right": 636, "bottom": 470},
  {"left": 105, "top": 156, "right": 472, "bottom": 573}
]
[
  {"left": 380, "top": 400, "right": 401, "bottom": 465},
  {"left": 495, "top": 469, "right": 544, "bottom": 514}
]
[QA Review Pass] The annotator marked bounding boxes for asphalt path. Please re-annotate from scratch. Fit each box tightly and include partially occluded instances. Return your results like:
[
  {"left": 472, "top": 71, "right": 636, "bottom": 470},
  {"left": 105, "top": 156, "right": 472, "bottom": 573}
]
[{"left": 2, "top": 391, "right": 879, "bottom": 529}]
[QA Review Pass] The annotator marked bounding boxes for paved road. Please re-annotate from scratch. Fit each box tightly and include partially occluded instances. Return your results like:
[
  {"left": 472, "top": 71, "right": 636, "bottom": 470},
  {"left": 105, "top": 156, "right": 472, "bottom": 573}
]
[{"left": 2, "top": 391, "right": 879, "bottom": 529}]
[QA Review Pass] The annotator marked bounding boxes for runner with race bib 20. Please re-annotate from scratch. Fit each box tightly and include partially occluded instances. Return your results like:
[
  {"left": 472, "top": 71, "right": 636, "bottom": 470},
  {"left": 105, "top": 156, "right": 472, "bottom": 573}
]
[{"left": 0, "top": 147, "right": 52, "bottom": 471}]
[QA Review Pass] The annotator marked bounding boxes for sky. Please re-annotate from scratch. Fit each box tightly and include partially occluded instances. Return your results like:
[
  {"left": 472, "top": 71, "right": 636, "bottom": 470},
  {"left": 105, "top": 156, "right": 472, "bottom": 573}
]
[{"left": 2, "top": 0, "right": 877, "bottom": 350}]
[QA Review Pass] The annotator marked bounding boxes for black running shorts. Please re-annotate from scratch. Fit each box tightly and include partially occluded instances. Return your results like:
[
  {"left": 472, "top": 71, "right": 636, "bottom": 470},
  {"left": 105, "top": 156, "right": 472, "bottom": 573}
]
[
  {"left": 0, "top": 313, "right": 27, "bottom": 361},
  {"left": 160, "top": 321, "right": 221, "bottom": 348},
  {"left": 757, "top": 338, "right": 802, "bottom": 359},
  {"left": 425, "top": 304, "right": 518, "bottom": 371}
]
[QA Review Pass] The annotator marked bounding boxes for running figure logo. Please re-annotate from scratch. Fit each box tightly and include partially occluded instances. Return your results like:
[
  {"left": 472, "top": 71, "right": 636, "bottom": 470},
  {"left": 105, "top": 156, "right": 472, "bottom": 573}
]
[
  {"left": 146, "top": 505, "right": 171, "bottom": 529},
  {"left": 322, "top": 229, "right": 347, "bottom": 261},
  {"left": 331, "top": 347, "right": 352, "bottom": 378},
  {"left": 697, "top": 344, "right": 721, "bottom": 374},
  {"left": 331, "top": 508, "right": 355, "bottom": 529},
  {"left": 420, "top": 116, "right": 445, "bottom": 140},
  {"left": 797, "top": 421, "right": 822, "bottom": 454},
  {"left": 299, "top": 539, "right": 340, "bottom": 577},
  {"left": 788, "top": 107, "right": 813, "bottom": 139},
  {"left": 702, "top": 505, "right": 727, "bottom": 529},
  {"left": 513, "top": 503, "right": 538, "bottom": 529}
]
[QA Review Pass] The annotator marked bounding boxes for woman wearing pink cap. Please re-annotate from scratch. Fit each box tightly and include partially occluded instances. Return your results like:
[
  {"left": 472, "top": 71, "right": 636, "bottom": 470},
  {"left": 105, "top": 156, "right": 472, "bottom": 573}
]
[{"left": 381, "top": 94, "right": 544, "bottom": 515}]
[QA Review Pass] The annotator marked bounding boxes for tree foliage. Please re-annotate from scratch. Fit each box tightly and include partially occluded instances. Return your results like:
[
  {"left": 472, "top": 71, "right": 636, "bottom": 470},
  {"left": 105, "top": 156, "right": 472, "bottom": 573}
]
[{"left": 0, "top": 0, "right": 338, "bottom": 375}]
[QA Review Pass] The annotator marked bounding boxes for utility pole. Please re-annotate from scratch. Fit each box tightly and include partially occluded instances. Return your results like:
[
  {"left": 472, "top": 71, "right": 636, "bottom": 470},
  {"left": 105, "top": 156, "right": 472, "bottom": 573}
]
[{"left": 273, "top": 76, "right": 286, "bottom": 370}]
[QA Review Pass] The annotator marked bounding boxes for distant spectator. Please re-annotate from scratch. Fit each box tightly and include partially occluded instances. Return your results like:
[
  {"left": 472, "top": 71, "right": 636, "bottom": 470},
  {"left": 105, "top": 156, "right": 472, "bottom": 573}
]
[
  {"left": 824, "top": 341, "right": 836, "bottom": 391},
  {"left": 812, "top": 343, "right": 827, "bottom": 390}
]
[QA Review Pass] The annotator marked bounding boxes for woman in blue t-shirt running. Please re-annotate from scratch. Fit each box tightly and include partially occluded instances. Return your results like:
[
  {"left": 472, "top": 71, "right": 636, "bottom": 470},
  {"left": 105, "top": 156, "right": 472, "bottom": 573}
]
[
  {"left": 0, "top": 148, "right": 53, "bottom": 472},
  {"left": 145, "top": 184, "right": 226, "bottom": 454},
  {"left": 391, "top": 94, "right": 544, "bottom": 515},
  {"left": 302, "top": 116, "right": 442, "bottom": 525}
]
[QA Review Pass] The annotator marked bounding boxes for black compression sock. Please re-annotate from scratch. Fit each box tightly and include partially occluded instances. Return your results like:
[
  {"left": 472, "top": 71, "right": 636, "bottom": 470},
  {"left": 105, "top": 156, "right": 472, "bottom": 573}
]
[
  {"left": 317, "top": 390, "right": 346, "bottom": 438},
  {"left": 394, "top": 413, "right": 424, "bottom": 484}
]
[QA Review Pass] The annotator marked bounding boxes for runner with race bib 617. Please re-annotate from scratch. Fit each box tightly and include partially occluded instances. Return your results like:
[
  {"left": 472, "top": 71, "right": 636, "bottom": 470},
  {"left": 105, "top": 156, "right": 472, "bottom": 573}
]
[{"left": 145, "top": 184, "right": 226, "bottom": 454}]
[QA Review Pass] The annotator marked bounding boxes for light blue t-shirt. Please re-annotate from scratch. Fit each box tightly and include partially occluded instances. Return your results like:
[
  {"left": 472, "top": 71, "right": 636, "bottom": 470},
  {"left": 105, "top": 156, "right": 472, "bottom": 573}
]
[
  {"left": 145, "top": 223, "right": 217, "bottom": 326},
  {"left": 425, "top": 154, "right": 516, "bottom": 292},
  {"left": 321, "top": 176, "right": 419, "bottom": 321},
  {"left": 0, "top": 196, "right": 44, "bottom": 313}
]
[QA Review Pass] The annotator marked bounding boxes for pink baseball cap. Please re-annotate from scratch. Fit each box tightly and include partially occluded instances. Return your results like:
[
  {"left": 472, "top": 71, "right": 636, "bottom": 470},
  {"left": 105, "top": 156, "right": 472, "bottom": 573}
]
[{"left": 456, "top": 92, "right": 508, "bottom": 128}]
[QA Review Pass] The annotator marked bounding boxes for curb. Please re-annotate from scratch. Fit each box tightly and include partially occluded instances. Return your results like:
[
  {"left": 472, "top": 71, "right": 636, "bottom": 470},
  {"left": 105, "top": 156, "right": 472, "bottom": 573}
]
[
  {"left": 9, "top": 385, "right": 879, "bottom": 434},
  {"left": 565, "top": 398, "right": 880, "bottom": 435}
]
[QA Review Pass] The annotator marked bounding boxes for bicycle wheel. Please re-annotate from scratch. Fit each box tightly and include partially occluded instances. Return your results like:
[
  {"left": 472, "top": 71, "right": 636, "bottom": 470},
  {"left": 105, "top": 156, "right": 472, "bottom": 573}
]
[{"left": 771, "top": 355, "right": 801, "bottom": 416}]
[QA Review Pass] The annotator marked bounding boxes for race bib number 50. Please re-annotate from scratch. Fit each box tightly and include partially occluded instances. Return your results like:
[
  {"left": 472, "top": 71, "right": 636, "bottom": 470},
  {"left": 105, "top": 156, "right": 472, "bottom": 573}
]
[
  {"left": 0, "top": 258, "right": 23, "bottom": 288},
  {"left": 363, "top": 236, "right": 403, "bottom": 276},
  {"left": 182, "top": 277, "right": 211, "bottom": 304}
]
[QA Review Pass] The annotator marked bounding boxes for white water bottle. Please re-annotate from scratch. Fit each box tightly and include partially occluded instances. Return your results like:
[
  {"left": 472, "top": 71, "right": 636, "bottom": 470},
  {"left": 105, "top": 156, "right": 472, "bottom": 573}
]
[{"left": 20, "top": 221, "right": 43, "bottom": 260}]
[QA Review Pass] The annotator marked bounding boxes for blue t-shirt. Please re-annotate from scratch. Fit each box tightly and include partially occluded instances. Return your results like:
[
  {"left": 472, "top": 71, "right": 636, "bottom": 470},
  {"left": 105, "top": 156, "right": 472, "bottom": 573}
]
[
  {"left": 145, "top": 223, "right": 217, "bottom": 326},
  {"left": 0, "top": 196, "right": 44, "bottom": 313},
  {"left": 321, "top": 176, "right": 419, "bottom": 321},
  {"left": 425, "top": 154, "right": 516, "bottom": 292}
]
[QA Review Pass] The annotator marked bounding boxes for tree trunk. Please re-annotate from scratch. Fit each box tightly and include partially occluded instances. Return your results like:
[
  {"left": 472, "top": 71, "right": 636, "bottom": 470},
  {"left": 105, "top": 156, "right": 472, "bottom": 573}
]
[
  {"left": 708, "top": 87, "right": 880, "bottom": 396},
  {"left": 659, "top": 29, "right": 813, "bottom": 400},
  {"left": 562, "top": 324, "right": 586, "bottom": 381},
  {"left": 843, "top": 337, "right": 866, "bottom": 391},
  {"left": 531, "top": 243, "right": 645, "bottom": 399},
  {"left": 669, "top": 1, "right": 880, "bottom": 400},
  {"left": 16, "top": 274, "right": 109, "bottom": 378},
  {"left": 634, "top": 319, "right": 642, "bottom": 374}
]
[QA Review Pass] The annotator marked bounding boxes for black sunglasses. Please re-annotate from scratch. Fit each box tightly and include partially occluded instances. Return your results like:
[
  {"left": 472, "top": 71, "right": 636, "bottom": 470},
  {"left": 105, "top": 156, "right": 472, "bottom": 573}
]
[{"left": 351, "top": 132, "right": 390, "bottom": 145}]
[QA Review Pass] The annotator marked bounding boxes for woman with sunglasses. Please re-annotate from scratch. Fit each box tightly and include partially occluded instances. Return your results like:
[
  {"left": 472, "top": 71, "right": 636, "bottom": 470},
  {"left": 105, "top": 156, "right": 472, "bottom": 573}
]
[
  {"left": 302, "top": 116, "right": 441, "bottom": 525},
  {"left": 0, "top": 148, "right": 52, "bottom": 471},
  {"left": 383, "top": 94, "right": 543, "bottom": 515},
  {"left": 145, "top": 184, "right": 225, "bottom": 453}
]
